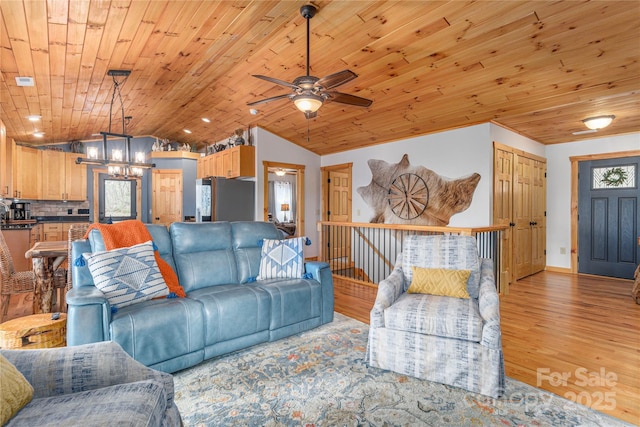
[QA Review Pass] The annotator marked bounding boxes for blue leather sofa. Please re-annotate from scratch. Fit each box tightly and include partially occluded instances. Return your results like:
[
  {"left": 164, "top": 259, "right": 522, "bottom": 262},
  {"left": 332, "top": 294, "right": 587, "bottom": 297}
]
[{"left": 66, "top": 221, "right": 334, "bottom": 373}]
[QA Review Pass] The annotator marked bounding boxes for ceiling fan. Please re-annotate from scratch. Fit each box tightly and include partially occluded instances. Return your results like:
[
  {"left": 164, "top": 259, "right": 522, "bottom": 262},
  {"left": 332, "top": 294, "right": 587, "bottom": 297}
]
[{"left": 247, "top": 4, "right": 373, "bottom": 119}]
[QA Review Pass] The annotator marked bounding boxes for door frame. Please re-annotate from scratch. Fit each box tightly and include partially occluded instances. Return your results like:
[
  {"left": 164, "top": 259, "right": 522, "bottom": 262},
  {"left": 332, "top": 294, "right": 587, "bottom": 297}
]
[
  {"left": 262, "top": 161, "right": 305, "bottom": 238},
  {"left": 570, "top": 149, "right": 640, "bottom": 274}
]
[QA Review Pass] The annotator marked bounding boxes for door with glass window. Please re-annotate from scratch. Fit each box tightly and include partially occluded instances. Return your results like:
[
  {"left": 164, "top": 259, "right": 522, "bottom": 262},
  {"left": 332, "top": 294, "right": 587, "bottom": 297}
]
[
  {"left": 578, "top": 157, "right": 639, "bottom": 279},
  {"left": 98, "top": 174, "right": 138, "bottom": 223}
]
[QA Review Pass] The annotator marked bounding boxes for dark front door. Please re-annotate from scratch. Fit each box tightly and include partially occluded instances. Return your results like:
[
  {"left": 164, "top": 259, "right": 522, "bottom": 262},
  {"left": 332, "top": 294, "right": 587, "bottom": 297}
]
[{"left": 578, "top": 156, "right": 639, "bottom": 279}]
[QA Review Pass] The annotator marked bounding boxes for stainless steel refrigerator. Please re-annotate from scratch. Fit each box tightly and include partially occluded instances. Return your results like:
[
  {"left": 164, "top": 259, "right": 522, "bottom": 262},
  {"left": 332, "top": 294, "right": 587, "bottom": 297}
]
[{"left": 195, "top": 177, "right": 255, "bottom": 222}]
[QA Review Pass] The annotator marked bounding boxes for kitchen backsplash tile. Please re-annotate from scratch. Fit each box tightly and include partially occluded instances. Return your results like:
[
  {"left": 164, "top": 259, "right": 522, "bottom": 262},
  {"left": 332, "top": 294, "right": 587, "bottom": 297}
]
[{"left": 30, "top": 200, "right": 90, "bottom": 218}]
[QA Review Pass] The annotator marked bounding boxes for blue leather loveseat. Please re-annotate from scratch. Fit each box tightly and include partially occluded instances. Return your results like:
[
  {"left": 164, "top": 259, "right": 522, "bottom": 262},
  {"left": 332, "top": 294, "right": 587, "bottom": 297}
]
[{"left": 66, "top": 221, "right": 334, "bottom": 373}]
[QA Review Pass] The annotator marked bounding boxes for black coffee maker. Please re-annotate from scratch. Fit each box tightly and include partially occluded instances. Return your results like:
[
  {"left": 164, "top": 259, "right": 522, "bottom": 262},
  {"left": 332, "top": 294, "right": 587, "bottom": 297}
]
[{"left": 10, "top": 202, "right": 31, "bottom": 220}]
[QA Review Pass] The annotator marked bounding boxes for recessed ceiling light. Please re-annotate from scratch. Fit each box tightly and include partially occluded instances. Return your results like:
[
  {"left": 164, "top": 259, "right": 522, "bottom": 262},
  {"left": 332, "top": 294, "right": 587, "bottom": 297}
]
[
  {"left": 27, "top": 115, "right": 41, "bottom": 122},
  {"left": 201, "top": 118, "right": 211, "bottom": 123},
  {"left": 16, "top": 76, "right": 34, "bottom": 86},
  {"left": 184, "top": 129, "right": 192, "bottom": 134},
  {"left": 33, "top": 131, "right": 45, "bottom": 138}
]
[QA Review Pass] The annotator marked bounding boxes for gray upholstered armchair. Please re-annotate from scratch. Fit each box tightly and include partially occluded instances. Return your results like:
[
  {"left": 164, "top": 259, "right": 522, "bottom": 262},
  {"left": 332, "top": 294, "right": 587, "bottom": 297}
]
[
  {"left": 1, "top": 341, "right": 181, "bottom": 426},
  {"left": 366, "top": 234, "right": 505, "bottom": 398}
]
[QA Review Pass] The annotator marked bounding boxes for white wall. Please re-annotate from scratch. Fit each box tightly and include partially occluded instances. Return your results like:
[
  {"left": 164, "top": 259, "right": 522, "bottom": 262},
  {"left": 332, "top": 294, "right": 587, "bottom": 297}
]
[
  {"left": 544, "top": 133, "right": 640, "bottom": 269},
  {"left": 490, "top": 125, "right": 545, "bottom": 157},
  {"left": 321, "top": 124, "right": 494, "bottom": 226},
  {"left": 256, "top": 120, "right": 638, "bottom": 270},
  {"left": 254, "top": 127, "right": 322, "bottom": 257}
]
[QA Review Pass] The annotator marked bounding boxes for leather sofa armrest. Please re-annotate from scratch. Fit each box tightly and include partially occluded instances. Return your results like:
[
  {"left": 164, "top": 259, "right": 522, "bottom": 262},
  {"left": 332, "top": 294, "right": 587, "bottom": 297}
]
[
  {"left": 478, "top": 259, "right": 502, "bottom": 349},
  {"left": 371, "top": 254, "right": 405, "bottom": 328},
  {"left": 66, "top": 287, "right": 111, "bottom": 346},
  {"left": 1, "top": 342, "right": 174, "bottom": 405},
  {"left": 305, "top": 261, "right": 334, "bottom": 324}
]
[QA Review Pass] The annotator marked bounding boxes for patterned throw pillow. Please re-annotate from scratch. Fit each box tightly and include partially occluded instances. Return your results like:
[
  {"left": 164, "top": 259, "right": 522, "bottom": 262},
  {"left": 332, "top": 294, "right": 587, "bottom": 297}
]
[
  {"left": 84, "top": 241, "right": 169, "bottom": 309},
  {"left": 257, "top": 237, "right": 306, "bottom": 280},
  {"left": 407, "top": 267, "right": 471, "bottom": 299},
  {"left": 0, "top": 354, "right": 33, "bottom": 425}
]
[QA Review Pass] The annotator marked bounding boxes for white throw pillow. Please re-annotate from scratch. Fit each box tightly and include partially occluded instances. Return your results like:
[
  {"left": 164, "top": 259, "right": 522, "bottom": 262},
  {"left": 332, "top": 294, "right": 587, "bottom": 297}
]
[
  {"left": 257, "top": 237, "right": 306, "bottom": 280},
  {"left": 84, "top": 241, "right": 168, "bottom": 309}
]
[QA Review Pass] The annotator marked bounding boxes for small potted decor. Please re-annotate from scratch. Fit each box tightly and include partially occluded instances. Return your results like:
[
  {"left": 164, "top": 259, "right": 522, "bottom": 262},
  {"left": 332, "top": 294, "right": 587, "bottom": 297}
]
[{"left": 232, "top": 128, "right": 245, "bottom": 146}]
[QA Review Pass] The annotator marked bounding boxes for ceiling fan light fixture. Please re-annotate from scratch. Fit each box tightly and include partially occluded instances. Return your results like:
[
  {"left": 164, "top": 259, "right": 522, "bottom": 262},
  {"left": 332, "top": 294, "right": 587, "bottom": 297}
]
[
  {"left": 293, "top": 94, "right": 323, "bottom": 113},
  {"left": 582, "top": 115, "right": 615, "bottom": 130}
]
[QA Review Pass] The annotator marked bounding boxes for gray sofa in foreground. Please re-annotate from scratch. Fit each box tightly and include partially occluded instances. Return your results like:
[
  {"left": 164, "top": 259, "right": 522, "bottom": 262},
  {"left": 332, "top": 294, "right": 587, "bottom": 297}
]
[
  {"left": 2, "top": 341, "right": 181, "bottom": 426},
  {"left": 66, "top": 221, "right": 334, "bottom": 373}
]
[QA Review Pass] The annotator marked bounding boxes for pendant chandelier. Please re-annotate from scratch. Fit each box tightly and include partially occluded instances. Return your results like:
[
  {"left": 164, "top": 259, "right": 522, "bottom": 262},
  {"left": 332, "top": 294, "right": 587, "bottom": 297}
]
[{"left": 76, "top": 70, "right": 154, "bottom": 177}]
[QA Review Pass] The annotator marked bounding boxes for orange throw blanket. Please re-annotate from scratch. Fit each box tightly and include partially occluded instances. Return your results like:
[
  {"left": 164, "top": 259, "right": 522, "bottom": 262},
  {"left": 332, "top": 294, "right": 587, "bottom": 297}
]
[{"left": 85, "top": 220, "right": 186, "bottom": 297}]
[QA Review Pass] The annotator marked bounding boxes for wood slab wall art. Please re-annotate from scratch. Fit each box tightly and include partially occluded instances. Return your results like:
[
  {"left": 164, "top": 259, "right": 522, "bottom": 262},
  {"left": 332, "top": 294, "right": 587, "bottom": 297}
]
[{"left": 357, "top": 154, "right": 480, "bottom": 226}]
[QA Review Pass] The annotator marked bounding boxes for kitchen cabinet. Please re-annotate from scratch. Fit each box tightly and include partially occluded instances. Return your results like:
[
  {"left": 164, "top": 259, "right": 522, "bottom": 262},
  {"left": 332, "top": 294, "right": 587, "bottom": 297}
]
[
  {"left": 0, "top": 119, "right": 15, "bottom": 198},
  {"left": 31, "top": 224, "right": 42, "bottom": 246},
  {"left": 197, "top": 155, "right": 214, "bottom": 179},
  {"left": 42, "top": 223, "right": 63, "bottom": 242},
  {"left": 196, "top": 146, "right": 254, "bottom": 179},
  {"left": 13, "top": 145, "right": 41, "bottom": 199},
  {"left": 197, "top": 145, "right": 255, "bottom": 179},
  {"left": 41, "top": 151, "right": 87, "bottom": 201},
  {"left": 219, "top": 145, "right": 254, "bottom": 178}
]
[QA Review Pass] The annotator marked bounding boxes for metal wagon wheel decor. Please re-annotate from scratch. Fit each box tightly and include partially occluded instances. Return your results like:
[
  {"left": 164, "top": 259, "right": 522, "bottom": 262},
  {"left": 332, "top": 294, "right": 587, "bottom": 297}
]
[{"left": 388, "top": 173, "right": 429, "bottom": 220}]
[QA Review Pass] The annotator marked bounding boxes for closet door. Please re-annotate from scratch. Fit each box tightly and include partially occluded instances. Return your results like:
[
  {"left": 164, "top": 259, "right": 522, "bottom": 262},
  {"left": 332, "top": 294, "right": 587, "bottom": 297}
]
[
  {"left": 494, "top": 143, "right": 547, "bottom": 283},
  {"left": 514, "top": 156, "right": 533, "bottom": 280},
  {"left": 493, "top": 147, "right": 514, "bottom": 292},
  {"left": 530, "top": 159, "right": 547, "bottom": 274}
]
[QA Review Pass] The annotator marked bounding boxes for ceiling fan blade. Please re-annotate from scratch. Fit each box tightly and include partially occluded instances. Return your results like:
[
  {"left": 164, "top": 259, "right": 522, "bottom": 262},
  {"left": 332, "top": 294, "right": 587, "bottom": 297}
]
[
  {"left": 305, "top": 111, "right": 318, "bottom": 119},
  {"left": 247, "top": 93, "right": 292, "bottom": 106},
  {"left": 252, "top": 75, "right": 299, "bottom": 90},
  {"left": 327, "top": 91, "right": 373, "bottom": 108},
  {"left": 315, "top": 70, "right": 358, "bottom": 90}
]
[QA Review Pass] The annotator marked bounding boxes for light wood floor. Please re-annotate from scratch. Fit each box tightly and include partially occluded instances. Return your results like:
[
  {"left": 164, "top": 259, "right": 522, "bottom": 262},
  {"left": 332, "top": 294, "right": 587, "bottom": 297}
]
[
  {"left": 4, "top": 272, "right": 638, "bottom": 424},
  {"left": 334, "top": 271, "right": 639, "bottom": 425}
]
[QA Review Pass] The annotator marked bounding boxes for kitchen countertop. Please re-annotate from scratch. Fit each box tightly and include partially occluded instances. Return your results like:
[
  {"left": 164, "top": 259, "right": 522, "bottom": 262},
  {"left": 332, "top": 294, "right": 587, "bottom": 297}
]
[{"left": 34, "top": 216, "right": 90, "bottom": 223}]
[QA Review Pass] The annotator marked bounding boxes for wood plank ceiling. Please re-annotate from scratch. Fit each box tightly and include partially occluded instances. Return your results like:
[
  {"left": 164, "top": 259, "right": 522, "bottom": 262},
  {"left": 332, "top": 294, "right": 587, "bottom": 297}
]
[{"left": 1, "top": 0, "right": 639, "bottom": 156}]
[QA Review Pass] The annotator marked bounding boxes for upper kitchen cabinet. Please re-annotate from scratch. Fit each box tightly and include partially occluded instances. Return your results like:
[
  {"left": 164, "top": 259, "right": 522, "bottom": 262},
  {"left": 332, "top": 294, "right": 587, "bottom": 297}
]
[
  {"left": 41, "top": 151, "right": 87, "bottom": 201},
  {"left": 220, "top": 145, "right": 255, "bottom": 178},
  {"left": 0, "top": 119, "right": 15, "bottom": 198},
  {"left": 13, "top": 145, "right": 41, "bottom": 199},
  {"left": 196, "top": 145, "right": 255, "bottom": 179}
]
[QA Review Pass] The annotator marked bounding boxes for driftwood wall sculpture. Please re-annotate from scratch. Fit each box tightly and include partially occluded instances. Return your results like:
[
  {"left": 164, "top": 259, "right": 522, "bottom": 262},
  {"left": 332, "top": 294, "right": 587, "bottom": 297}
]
[{"left": 357, "top": 154, "right": 481, "bottom": 226}]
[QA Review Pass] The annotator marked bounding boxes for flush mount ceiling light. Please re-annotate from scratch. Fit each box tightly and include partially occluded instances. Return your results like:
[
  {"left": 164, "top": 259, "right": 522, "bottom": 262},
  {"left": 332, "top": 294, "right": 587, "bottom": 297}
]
[
  {"left": 33, "top": 131, "right": 44, "bottom": 138},
  {"left": 201, "top": 118, "right": 211, "bottom": 123},
  {"left": 184, "top": 129, "right": 192, "bottom": 134},
  {"left": 27, "top": 115, "right": 41, "bottom": 122},
  {"left": 582, "top": 115, "right": 615, "bottom": 130}
]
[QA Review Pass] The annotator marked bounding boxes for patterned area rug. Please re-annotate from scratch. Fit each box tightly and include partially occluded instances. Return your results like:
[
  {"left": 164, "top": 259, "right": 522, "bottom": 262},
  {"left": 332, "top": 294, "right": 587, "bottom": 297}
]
[{"left": 173, "top": 313, "right": 630, "bottom": 426}]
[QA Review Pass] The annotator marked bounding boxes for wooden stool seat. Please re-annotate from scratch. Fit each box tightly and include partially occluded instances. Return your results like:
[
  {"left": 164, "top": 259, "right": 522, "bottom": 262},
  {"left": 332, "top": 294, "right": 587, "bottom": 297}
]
[{"left": 0, "top": 313, "right": 67, "bottom": 349}]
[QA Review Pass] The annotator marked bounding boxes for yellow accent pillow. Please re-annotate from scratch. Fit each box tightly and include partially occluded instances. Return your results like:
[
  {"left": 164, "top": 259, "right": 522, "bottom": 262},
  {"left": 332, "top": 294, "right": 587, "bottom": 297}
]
[
  {"left": 407, "top": 267, "right": 471, "bottom": 299},
  {"left": 0, "top": 354, "right": 34, "bottom": 425}
]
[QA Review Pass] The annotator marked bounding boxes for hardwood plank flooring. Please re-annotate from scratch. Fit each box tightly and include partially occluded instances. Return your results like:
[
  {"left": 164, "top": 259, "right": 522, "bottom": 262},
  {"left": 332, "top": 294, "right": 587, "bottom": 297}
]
[
  {"left": 333, "top": 271, "right": 639, "bottom": 425},
  {"left": 4, "top": 272, "right": 638, "bottom": 424}
]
